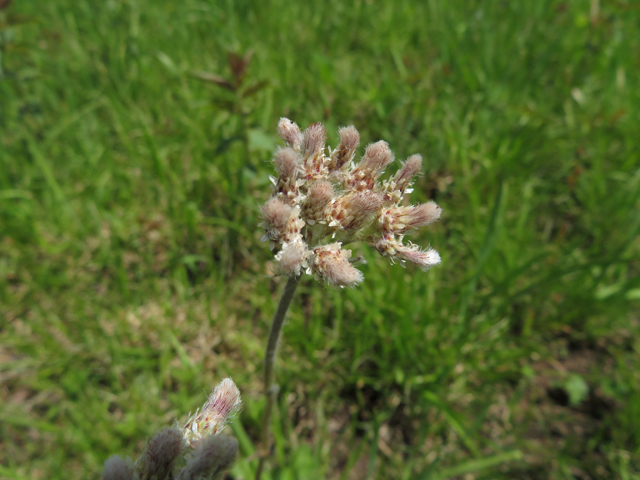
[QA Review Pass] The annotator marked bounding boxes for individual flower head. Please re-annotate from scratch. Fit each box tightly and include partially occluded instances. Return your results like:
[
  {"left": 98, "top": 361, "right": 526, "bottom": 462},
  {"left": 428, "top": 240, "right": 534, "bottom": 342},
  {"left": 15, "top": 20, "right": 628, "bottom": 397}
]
[
  {"left": 135, "top": 427, "right": 185, "bottom": 480},
  {"left": 182, "top": 378, "right": 242, "bottom": 447},
  {"left": 103, "top": 456, "right": 134, "bottom": 480},
  {"left": 260, "top": 197, "right": 293, "bottom": 243},
  {"left": 176, "top": 435, "right": 239, "bottom": 480},
  {"left": 302, "top": 122, "right": 326, "bottom": 159},
  {"left": 394, "top": 244, "right": 441, "bottom": 271},
  {"left": 345, "top": 141, "right": 394, "bottom": 191},
  {"left": 374, "top": 237, "right": 441, "bottom": 271},
  {"left": 392, "top": 154, "right": 422, "bottom": 192},
  {"left": 273, "top": 147, "right": 300, "bottom": 181},
  {"left": 328, "top": 125, "right": 360, "bottom": 173},
  {"left": 274, "top": 241, "right": 309, "bottom": 276},
  {"left": 302, "top": 180, "right": 334, "bottom": 225},
  {"left": 301, "top": 122, "right": 328, "bottom": 180},
  {"left": 310, "top": 243, "right": 364, "bottom": 288},
  {"left": 378, "top": 201, "right": 442, "bottom": 236},
  {"left": 260, "top": 118, "right": 443, "bottom": 286},
  {"left": 382, "top": 153, "right": 423, "bottom": 204},
  {"left": 260, "top": 199, "right": 306, "bottom": 250},
  {"left": 271, "top": 147, "right": 302, "bottom": 204},
  {"left": 328, "top": 191, "right": 384, "bottom": 233},
  {"left": 277, "top": 117, "right": 303, "bottom": 151}
]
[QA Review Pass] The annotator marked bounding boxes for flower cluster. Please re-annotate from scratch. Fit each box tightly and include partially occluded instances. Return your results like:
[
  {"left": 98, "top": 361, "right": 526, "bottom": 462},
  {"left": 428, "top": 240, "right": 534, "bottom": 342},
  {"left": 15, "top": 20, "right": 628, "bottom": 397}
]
[
  {"left": 260, "top": 118, "right": 442, "bottom": 288},
  {"left": 103, "top": 378, "right": 242, "bottom": 480}
]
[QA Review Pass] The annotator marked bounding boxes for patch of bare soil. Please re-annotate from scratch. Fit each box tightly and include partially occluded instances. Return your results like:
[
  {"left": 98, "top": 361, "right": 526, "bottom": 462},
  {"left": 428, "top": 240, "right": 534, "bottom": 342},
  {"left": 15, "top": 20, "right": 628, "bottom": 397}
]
[{"left": 505, "top": 338, "right": 618, "bottom": 479}]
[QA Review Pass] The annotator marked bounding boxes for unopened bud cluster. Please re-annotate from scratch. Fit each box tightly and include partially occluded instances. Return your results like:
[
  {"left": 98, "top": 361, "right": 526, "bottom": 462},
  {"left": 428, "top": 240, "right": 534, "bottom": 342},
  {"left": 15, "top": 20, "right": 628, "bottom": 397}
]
[
  {"left": 103, "top": 378, "right": 242, "bottom": 480},
  {"left": 260, "top": 118, "right": 442, "bottom": 288}
]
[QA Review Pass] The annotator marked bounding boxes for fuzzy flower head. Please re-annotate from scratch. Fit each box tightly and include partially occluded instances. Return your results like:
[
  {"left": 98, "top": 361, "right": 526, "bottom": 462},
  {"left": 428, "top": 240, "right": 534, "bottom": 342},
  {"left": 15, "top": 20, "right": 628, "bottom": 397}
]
[
  {"left": 263, "top": 118, "right": 443, "bottom": 287},
  {"left": 182, "top": 378, "right": 242, "bottom": 447}
]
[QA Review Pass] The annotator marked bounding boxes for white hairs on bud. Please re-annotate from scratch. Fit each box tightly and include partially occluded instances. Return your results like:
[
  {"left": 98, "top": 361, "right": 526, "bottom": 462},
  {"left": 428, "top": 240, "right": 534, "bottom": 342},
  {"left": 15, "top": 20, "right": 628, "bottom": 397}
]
[
  {"left": 136, "top": 427, "right": 185, "bottom": 480},
  {"left": 273, "top": 147, "right": 301, "bottom": 181},
  {"left": 302, "top": 122, "right": 326, "bottom": 160},
  {"left": 395, "top": 244, "right": 441, "bottom": 271},
  {"left": 344, "top": 141, "right": 394, "bottom": 191},
  {"left": 379, "top": 201, "right": 442, "bottom": 235},
  {"left": 393, "top": 154, "right": 422, "bottom": 190},
  {"left": 359, "top": 141, "right": 394, "bottom": 173},
  {"left": 274, "top": 242, "right": 309, "bottom": 276},
  {"left": 302, "top": 180, "right": 334, "bottom": 223},
  {"left": 177, "top": 435, "right": 239, "bottom": 480},
  {"left": 277, "top": 118, "right": 303, "bottom": 150},
  {"left": 329, "top": 125, "right": 360, "bottom": 171},
  {"left": 329, "top": 191, "right": 384, "bottom": 231},
  {"left": 183, "top": 378, "right": 242, "bottom": 446},
  {"left": 260, "top": 198, "right": 293, "bottom": 241},
  {"left": 312, "top": 243, "right": 364, "bottom": 288}
]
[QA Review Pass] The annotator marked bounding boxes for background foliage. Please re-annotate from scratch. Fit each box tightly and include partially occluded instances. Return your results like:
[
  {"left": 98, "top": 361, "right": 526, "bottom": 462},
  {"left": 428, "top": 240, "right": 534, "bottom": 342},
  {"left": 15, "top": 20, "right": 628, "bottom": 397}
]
[{"left": 1, "top": 0, "right": 639, "bottom": 478}]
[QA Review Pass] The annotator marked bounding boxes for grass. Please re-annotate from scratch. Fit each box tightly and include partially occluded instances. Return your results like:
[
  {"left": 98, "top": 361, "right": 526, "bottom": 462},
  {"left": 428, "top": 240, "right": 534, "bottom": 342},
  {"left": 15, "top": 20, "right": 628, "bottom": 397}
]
[{"left": 1, "top": 0, "right": 639, "bottom": 478}]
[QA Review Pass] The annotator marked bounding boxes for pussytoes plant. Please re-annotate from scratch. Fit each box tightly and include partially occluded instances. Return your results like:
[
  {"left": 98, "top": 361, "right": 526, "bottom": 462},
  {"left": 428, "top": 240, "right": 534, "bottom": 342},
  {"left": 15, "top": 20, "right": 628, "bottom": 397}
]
[{"left": 255, "top": 118, "right": 443, "bottom": 479}]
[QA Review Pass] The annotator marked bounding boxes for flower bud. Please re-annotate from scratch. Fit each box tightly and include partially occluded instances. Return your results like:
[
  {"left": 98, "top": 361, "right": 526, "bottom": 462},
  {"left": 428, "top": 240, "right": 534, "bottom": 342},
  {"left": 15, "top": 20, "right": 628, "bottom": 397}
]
[
  {"left": 329, "top": 191, "right": 383, "bottom": 232},
  {"left": 346, "top": 141, "right": 394, "bottom": 190},
  {"left": 277, "top": 117, "right": 303, "bottom": 150},
  {"left": 329, "top": 125, "right": 360, "bottom": 172},
  {"left": 373, "top": 238, "right": 440, "bottom": 270},
  {"left": 260, "top": 198, "right": 293, "bottom": 242},
  {"left": 103, "top": 455, "right": 134, "bottom": 480},
  {"left": 311, "top": 243, "right": 364, "bottom": 287},
  {"left": 177, "top": 435, "right": 239, "bottom": 480},
  {"left": 301, "top": 122, "right": 328, "bottom": 180},
  {"left": 282, "top": 206, "right": 306, "bottom": 244},
  {"left": 136, "top": 427, "right": 185, "bottom": 480},
  {"left": 395, "top": 244, "right": 441, "bottom": 271},
  {"left": 183, "top": 378, "right": 242, "bottom": 446},
  {"left": 360, "top": 141, "right": 394, "bottom": 172},
  {"left": 379, "top": 201, "right": 441, "bottom": 235},
  {"left": 302, "top": 180, "right": 334, "bottom": 224},
  {"left": 393, "top": 154, "right": 422, "bottom": 191},
  {"left": 274, "top": 241, "right": 309, "bottom": 276},
  {"left": 272, "top": 147, "right": 303, "bottom": 203},
  {"left": 302, "top": 122, "right": 326, "bottom": 159},
  {"left": 273, "top": 147, "right": 301, "bottom": 182}
]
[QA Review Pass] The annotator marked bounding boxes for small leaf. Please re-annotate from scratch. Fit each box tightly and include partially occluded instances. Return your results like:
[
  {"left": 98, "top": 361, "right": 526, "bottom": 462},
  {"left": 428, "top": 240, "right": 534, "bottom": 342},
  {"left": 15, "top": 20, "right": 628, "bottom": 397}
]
[
  {"left": 181, "top": 254, "right": 209, "bottom": 269},
  {"left": 228, "top": 50, "right": 253, "bottom": 86},
  {"left": 0, "top": 189, "right": 33, "bottom": 200},
  {"left": 564, "top": 374, "right": 589, "bottom": 406},
  {"left": 427, "top": 450, "right": 523, "bottom": 480},
  {"left": 596, "top": 283, "right": 623, "bottom": 300},
  {"left": 190, "top": 71, "right": 235, "bottom": 92},
  {"left": 3, "top": 12, "right": 36, "bottom": 25},
  {"left": 242, "top": 80, "right": 269, "bottom": 98},
  {"left": 626, "top": 289, "right": 640, "bottom": 300},
  {"left": 156, "top": 51, "right": 178, "bottom": 74},
  {"left": 211, "top": 99, "right": 237, "bottom": 111}
]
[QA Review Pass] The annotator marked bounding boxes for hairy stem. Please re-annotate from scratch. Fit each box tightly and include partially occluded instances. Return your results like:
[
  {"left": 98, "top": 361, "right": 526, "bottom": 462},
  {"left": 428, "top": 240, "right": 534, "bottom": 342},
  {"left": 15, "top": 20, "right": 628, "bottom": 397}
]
[{"left": 255, "top": 274, "right": 301, "bottom": 480}]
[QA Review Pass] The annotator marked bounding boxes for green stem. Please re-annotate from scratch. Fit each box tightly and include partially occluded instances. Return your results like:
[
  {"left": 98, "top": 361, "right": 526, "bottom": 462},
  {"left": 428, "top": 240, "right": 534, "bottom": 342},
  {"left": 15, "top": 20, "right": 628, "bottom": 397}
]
[{"left": 255, "top": 274, "right": 301, "bottom": 480}]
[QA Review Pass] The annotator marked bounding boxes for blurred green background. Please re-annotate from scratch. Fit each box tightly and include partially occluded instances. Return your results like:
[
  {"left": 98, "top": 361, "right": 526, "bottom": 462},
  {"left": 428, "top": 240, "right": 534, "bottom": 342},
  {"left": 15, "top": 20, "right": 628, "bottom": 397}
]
[{"left": 1, "top": 0, "right": 639, "bottom": 478}]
